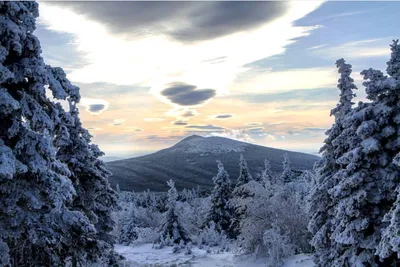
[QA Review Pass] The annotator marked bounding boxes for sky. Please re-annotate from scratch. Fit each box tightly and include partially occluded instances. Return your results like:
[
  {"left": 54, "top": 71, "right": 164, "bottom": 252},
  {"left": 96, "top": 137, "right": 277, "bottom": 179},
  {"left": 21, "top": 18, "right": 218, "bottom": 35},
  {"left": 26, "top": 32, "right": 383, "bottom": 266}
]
[{"left": 35, "top": 1, "right": 400, "bottom": 158}]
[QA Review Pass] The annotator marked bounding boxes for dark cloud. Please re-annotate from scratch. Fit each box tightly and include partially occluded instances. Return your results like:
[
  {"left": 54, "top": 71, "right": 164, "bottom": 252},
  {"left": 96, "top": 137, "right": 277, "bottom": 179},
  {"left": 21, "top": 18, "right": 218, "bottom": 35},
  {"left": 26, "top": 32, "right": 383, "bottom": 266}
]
[
  {"left": 88, "top": 104, "right": 107, "bottom": 113},
  {"left": 186, "top": 124, "right": 224, "bottom": 130},
  {"left": 181, "top": 110, "right": 196, "bottom": 117},
  {"left": 50, "top": 2, "right": 288, "bottom": 42},
  {"left": 173, "top": 120, "right": 188, "bottom": 126},
  {"left": 213, "top": 114, "right": 233, "bottom": 119},
  {"left": 161, "top": 82, "right": 216, "bottom": 106},
  {"left": 170, "top": 2, "right": 287, "bottom": 42}
]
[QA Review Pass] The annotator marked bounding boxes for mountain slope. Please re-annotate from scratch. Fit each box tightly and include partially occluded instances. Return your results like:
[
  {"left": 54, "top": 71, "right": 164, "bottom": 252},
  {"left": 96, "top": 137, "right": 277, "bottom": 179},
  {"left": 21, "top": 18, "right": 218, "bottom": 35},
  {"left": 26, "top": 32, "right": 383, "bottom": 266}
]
[{"left": 106, "top": 135, "right": 319, "bottom": 191}]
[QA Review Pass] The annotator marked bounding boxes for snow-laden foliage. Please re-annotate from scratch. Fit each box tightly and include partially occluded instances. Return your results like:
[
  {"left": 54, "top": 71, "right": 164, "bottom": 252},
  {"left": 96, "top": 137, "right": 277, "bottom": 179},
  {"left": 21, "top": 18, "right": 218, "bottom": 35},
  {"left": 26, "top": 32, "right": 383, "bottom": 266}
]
[
  {"left": 280, "top": 153, "right": 296, "bottom": 184},
  {"left": 310, "top": 41, "right": 400, "bottom": 266},
  {"left": 206, "top": 160, "right": 233, "bottom": 232},
  {"left": 263, "top": 225, "right": 295, "bottom": 267},
  {"left": 0, "top": 2, "right": 116, "bottom": 265},
  {"left": 198, "top": 222, "right": 230, "bottom": 250},
  {"left": 308, "top": 58, "right": 358, "bottom": 267},
  {"left": 228, "top": 154, "right": 254, "bottom": 238},
  {"left": 159, "top": 180, "right": 191, "bottom": 244}
]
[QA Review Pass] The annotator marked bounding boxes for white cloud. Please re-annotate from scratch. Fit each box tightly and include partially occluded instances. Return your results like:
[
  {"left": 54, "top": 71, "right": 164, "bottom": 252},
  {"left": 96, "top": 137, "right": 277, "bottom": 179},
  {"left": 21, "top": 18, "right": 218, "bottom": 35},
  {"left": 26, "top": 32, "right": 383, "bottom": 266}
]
[
  {"left": 312, "top": 38, "right": 391, "bottom": 59},
  {"left": 206, "top": 129, "right": 254, "bottom": 143},
  {"left": 111, "top": 119, "right": 126, "bottom": 126},
  {"left": 38, "top": 2, "right": 323, "bottom": 106},
  {"left": 231, "top": 67, "right": 337, "bottom": 94}
]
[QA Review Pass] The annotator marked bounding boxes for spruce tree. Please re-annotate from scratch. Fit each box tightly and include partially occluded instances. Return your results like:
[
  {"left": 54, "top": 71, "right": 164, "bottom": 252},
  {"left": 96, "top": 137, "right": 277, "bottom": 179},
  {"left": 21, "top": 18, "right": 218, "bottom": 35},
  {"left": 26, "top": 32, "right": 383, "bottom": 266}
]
[
  {"left": 206, "top": 160, "right": 232, "bottom": 232},
  {"left": 159, "top": 180, "right": 190, "bottom": 244},
  {"left": 0, "top": 2, "right": 116, "bottom": 265},
  {"left": 308, "top": 58, "right": 358, "bottom": 266},
  {"left": 228, "top": 154, "right": 255, "bottom": 238},
  {"left": 260, "top": 159, "right": 274, "bottom": 188},
  {"left": 54, "top": 98, "right": 117, "bottom": 264},
  {"left": 280, "top": 153, "right": 294, "bottom": 184}
]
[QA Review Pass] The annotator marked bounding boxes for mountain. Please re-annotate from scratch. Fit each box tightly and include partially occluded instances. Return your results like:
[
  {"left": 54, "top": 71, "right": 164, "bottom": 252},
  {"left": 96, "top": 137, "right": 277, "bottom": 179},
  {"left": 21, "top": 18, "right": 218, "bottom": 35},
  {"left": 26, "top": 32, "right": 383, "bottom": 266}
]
[{"left": 106, "top": 135, "right": 319, "bottom": 192}]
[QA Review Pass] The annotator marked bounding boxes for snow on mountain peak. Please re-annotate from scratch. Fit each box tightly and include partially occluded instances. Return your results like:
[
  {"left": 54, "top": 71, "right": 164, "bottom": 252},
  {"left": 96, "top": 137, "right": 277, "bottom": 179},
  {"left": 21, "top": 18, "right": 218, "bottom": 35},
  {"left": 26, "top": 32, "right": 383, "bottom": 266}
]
[{"left": 172, "top": 135, "right": 248, "bottom": 155}]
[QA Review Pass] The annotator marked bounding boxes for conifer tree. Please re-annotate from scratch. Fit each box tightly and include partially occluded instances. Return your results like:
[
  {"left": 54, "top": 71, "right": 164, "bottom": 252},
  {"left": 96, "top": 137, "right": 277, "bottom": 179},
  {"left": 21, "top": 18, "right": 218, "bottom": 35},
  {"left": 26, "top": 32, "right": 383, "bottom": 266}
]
[
  {"left": 308, "top": 58, "right": 358, "bottom": 266},
  {"left": 260, "top": 159, "right": 274, "bottom": 188},
  {"left": 280, "top": 153, "right": 294, "bottom": 184},
  {"left": 159, "top": 180, "right": 190, "bottom": 244},
  {"left": 206, "top": 160, "right": 232, "bottom": 232},
  {"left": 0, "top": 2, "right": 116, "bottom": 265},
  {"left": 228, "top": 154, "right": 255, "bottom": 238}
]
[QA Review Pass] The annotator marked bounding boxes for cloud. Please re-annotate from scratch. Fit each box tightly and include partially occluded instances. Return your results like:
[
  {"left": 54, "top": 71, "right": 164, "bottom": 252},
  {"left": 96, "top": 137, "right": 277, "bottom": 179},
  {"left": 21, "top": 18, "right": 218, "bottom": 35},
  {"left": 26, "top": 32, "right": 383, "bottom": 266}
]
[
  {"left": 145, "top": 135, "right": 182, "bottom": 142},
  {"left": 144, "top": 118, "right": 164, "bottom": 122},
  {"left": 186, "top": 124, "right": 225, "bottom": 130},
  {"left": 236, "top": 87, "right": 339, "bottom": 103},
  {"left": 38, "top": 1, "right": 323, "bottom": 96},
  {"left": 111, "top": 119, "right": 126, "bottom": 126},
  {"left": 245, "top": 122, "right": 263, "bottom": 126},
  {"left": 169, "top": 2, "right": 288, "bottom": 42},
  {"left": 49, "top": 2, "right": 288, "bottom": 43},
  {"left": 307, "top": 44, "right": 327, "bottom": 50},
  {"left": 312, "top": 38, "right": 391, "bottom": 59},
  {"left": 181, "top": 110, "right": 197, "bottom": 118},
  {"left": 206, "top": 129, "right": 253, "bottom": 143},
  {"left": 159, "top": 82, "right": 216, "bottom": 106},
  {"left": 212, "top": 114, "right": 233, "bottom": 119},
  {"left": 124, "top": 127, "right": 143, "bottom": 132},
  {"left": 80, "top": 98, "right": 109, "bottom": 115},
  {"left": 173, "top": 120, "right": 188, "bottom": 126},
  {"left": 231, "top": 67, "right": 338, "bottom": 94},
  {"left": 247, "top": 127, "right": 265, "bottom": 132}
]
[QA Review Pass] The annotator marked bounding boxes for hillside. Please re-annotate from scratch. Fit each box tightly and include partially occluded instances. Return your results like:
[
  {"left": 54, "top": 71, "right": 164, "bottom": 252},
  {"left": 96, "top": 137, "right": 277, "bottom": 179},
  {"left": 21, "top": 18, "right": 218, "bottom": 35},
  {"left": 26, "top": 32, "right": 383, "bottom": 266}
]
[{"left": 106, "top": 135, "right": 319, "bottom": 191}]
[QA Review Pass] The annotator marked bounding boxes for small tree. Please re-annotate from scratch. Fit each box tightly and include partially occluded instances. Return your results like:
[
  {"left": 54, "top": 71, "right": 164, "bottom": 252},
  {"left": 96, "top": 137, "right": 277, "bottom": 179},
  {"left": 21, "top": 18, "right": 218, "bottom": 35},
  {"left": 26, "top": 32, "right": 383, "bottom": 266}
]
[
  {"left": 228, "top": 155, "right": 255, "bottom": 238},
  {"left": 206, "top": 161, "right": 233, "bottom": 232},
  {"left": 280, "top": 153, "right": 295, "bottom": 184},
  {"left": 159, "top": 180, "right": 190, "bottom": 244}
]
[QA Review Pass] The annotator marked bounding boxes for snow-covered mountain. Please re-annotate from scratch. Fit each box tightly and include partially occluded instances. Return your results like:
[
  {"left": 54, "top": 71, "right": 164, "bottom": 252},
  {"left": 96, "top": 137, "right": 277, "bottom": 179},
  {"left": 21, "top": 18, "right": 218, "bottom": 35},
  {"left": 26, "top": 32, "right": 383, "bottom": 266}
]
[{"left": 106, "top": 135, "right": 319, "bottom": 191}]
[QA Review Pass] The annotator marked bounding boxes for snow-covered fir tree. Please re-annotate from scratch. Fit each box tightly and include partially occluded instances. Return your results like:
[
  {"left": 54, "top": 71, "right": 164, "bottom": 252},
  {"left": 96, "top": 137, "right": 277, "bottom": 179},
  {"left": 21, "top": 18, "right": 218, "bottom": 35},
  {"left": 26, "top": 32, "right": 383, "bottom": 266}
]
[
  {"left": 376, "top": 40, "right": 400, "bottom": 264},
  {"left": 308, "top": 58, "right": 358, "bottom": 267},
  {"left": 228, "top": 154, "right": 257, "bottom": 238},
  {"left": 259, "top": 159, "right": 274, "bottom": 189},
  {"left": 159, "top": 179, "right": 190, "bottom": 244},
  {"left": 310, "top": 42, "right": 400, "bottom": 266},
  {"left": 55, "top": 99, "right": 117, "bottom": 265},
  {"left": 206, "top": 160, "right": 232, "bottom": 232},
  {"left": 279, "top": 153, "right": 295, "bottom": 184},
  {"left": 0, "top": 2, "right": 116, "bottom": 265}
]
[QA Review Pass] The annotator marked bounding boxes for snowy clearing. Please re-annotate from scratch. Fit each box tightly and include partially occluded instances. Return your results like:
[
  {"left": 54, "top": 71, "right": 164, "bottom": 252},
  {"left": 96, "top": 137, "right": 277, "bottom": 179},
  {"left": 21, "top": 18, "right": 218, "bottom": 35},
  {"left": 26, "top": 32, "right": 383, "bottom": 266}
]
[{"left": 115, "top": 244, "right": 314, "bottom": 267}]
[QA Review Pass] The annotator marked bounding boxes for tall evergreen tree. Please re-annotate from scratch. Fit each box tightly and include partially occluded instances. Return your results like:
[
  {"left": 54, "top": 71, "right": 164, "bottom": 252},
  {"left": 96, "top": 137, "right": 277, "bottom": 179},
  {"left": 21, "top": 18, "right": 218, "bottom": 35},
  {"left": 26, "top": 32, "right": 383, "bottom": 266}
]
[
  {"left": 308, "top": 58, "right": 358, "bottom": 266},
  {"left": 54, "top": 98, "right": 117, "bottom": 265},
  {"left": 0, "top": 2, "right": 116, "bottom": 265},
  {"left": 159, "top": 180, "right": 190, "bottom": 244},
  {"left": 206, "top": 160, "right": 232, "bottom": 232}
]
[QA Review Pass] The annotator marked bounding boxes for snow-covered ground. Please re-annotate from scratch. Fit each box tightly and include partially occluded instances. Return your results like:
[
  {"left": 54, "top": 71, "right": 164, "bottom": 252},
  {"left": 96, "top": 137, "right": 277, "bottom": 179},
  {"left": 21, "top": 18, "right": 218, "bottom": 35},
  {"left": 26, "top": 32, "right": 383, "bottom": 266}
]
[{"left": 115, "top": 244, "right": 314, "bottom": 267}]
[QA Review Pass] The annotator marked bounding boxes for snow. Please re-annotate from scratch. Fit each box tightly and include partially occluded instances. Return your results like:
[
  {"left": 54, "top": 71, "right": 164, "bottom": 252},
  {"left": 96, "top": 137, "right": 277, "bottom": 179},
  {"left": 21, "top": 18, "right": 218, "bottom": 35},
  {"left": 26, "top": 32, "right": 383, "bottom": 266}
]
[
  {"left": 115, "top": 244, "right": 314, "bottom": 267},
  {"left": 172, "top": 136, "right": 248, "bottom": 155}
]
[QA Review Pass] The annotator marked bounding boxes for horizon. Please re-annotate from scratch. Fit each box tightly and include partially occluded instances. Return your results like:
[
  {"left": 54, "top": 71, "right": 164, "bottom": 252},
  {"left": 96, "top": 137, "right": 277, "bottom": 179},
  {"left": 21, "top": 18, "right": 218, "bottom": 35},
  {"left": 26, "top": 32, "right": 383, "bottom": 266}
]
[{"left": 35, "top": 1, "right": 400, "bottom": 157}]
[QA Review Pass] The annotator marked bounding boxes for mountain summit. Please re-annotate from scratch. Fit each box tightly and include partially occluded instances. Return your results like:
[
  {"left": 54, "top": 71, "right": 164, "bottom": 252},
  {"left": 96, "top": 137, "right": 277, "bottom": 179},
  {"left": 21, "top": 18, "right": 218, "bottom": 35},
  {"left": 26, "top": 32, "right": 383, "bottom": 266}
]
[{"left": 106, "top": 135, "right": 319, "bottom": 191}]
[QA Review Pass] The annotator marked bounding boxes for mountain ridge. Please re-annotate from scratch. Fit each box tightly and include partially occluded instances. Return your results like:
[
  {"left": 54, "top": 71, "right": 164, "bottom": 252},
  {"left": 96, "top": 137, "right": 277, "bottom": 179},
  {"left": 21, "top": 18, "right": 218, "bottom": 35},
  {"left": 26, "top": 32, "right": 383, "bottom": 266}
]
[{"left": 106, "top": 135, "right": 319, "bottom": 191}]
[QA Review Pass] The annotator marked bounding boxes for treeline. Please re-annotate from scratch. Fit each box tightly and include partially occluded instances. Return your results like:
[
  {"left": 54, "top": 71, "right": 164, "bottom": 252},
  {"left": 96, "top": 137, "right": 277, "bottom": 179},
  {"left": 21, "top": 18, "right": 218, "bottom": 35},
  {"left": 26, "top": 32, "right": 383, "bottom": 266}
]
[{"left": 113, "top": 154, "right": 315, "bottom": 266}]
